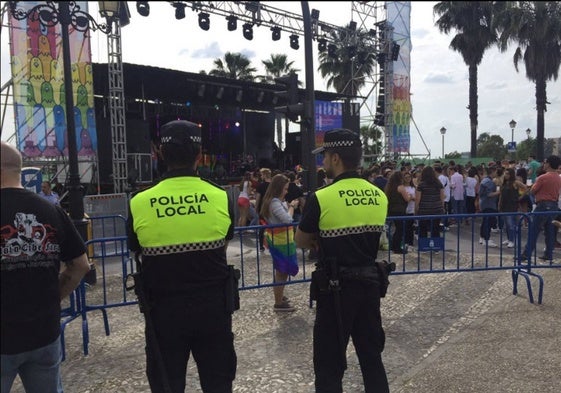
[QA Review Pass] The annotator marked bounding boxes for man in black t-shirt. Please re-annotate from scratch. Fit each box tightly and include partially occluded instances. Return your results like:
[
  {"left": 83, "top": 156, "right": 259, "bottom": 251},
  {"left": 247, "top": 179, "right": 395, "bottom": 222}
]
[
  {"left": 285, "top": 171, "right": 305, "bottom": 222},
  {"left": 1, "top": 142, "right": 90, "bottom": 393}
]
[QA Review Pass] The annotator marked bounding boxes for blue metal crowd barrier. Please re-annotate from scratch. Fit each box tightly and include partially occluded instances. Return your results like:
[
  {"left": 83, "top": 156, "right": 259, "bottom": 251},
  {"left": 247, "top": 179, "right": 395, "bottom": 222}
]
[
  {"left": 60, "top": 235, "right": 137, "bottom": 357},
  {"left": 61, "top": 211, "right": 560, "bottom": 359},
  {"left": 383, "top": 210, "right": 560, "bottom": 303},
  {"left": 87, "top": 215, "right": 127, "bottom": 254},
  {"left": 233, "top": 223, "right": 313, "bottom": 290}
]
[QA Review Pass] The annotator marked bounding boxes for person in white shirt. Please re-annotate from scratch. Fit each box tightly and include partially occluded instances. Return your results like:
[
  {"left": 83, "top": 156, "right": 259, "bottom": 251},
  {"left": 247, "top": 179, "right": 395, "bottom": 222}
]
[{"left": 449, "top": 165, "right": 466, "bottom": 225}]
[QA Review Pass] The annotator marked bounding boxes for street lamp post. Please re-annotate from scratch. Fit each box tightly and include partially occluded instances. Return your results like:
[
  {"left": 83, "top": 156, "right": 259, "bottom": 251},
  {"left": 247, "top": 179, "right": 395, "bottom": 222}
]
[
  {"left": 9, "top": 1, "right": 117, "bottom": 240},
  {"left": 440, "top": 127, "right": 446, "bottom": 159},
  {"left": 509, "top": 119, "right": 517, "bottom": 143},
  {"left": 526, "top": 128, "right": 531, "bottom": 140}
]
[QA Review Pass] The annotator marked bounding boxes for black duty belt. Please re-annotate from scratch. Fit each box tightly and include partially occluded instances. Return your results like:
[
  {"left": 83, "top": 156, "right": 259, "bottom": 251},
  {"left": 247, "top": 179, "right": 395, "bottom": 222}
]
[{"left": 338, "top": 265, "right": 378, "bottom": 280}]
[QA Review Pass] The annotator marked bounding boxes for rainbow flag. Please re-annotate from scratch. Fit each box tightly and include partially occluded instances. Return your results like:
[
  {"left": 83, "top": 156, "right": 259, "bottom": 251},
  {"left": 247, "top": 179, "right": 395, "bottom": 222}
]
[{"left": 265, "top": 225, "right": 299, "bottom": 276}]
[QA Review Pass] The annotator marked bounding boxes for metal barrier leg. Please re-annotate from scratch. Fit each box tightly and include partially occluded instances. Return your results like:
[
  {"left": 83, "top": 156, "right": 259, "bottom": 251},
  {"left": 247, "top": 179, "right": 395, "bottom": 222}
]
[
  {"left": 60, "top": 326, "right": 67, "bottom": 362},
  {"left": 511, "top": 269, "right": 519, "bottom": 296},
  {"left": 512, "top": 269, "right": 534, "bottom": 304},
  {"left": 102, "top": 309, "right": 110, "bottom": 336},
  {"left": 81, "top": 311, "right": 89, "bottom": 356}
]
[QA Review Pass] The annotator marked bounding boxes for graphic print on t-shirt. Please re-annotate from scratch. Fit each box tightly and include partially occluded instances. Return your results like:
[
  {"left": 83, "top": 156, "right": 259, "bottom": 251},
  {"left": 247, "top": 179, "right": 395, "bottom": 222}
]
[{"left": 1, "top": 212, "right": 59, "bottom": 269}]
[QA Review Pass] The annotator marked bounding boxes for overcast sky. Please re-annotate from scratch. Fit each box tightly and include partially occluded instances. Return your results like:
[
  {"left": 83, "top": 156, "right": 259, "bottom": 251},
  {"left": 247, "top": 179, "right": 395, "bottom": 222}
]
[{"left": 1, "top": 1, "right": 560, "bottom": 158}]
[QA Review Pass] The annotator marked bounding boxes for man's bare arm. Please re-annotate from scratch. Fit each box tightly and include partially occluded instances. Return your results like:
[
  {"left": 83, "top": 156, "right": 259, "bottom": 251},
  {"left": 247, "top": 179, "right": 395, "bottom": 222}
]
[{"left": 59, "top": 253, "right": 90, "bottom": 300}]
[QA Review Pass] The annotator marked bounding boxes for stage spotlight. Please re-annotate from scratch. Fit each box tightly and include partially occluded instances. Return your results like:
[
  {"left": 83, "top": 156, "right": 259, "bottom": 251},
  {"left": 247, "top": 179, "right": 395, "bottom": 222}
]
[
  {"left": 347, "top": 45, "right": 357, "bottom": 58},
  {"left": 173, "top": 3, "right": 186, "bottom": 20},
  {"left": 327, "top": 44, "right": 337, "bottom": 58},
  {"left": 198, "top": 12, "right": 210, "bottom": 30},
  {"left": 349, "top": 21, "right": 357, "bottom": 31},
  {"left": 271, "top": 26, "right": 281, "bottom": 41},
  {"left": 289, "top": 34, "right": 299, "bottom": 50},
  {"left": 311, "top": 9, "right": 320, "bottom": 21},
  {"left": 318, "top": 38, "right": 327, "bottom": 52},
  {"left": 245, "top": 1, "right": 260, "bottom": 13},
  {"left": 243, "top": 23, "right": 254, "bottom": 40},
  {"left": 226, "top": 15, "right": 237, "bottom": 31},
  {"left": 136, "top": 1, "right": 150, "bottom": 17}
]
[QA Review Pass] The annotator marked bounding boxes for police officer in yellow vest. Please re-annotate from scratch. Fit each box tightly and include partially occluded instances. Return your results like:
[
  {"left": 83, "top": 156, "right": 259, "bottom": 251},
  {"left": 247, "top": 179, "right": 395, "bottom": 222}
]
[
  {"left": 127, "top": 120, "right": 236, "bottom": 392},
  {"left": 295, "top": 129, "right": 390, "bottom": 393}
]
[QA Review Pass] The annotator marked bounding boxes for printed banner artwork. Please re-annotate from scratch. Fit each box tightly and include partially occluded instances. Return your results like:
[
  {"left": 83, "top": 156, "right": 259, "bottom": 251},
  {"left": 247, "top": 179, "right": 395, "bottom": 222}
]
[
  {"left": 387, "top": 1, "right": 411, "bottom": 153},
  {"left": 9, "top": 1, "right": 98, "bottom": 159}
]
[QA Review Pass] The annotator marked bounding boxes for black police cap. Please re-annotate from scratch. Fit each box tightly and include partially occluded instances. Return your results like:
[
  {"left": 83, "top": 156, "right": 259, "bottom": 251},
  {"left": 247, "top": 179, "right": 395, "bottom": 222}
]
[
  {"left": 160, "top": 120, "right": 202, "bottom": 146},
  {"left": 312, "top": 128, "right": 361, "bottom": 154}
]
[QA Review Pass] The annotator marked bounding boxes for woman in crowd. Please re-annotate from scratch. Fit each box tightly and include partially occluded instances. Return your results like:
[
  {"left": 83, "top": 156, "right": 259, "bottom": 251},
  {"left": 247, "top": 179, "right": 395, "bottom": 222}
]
[
  {"left": 237, "top": 171, "right": 253, "bottom": 227},
  {"left": 516, "top": 166, "right": 532, "bottom": 227},
  {"left": 475, "top": 165, "right": 485, "bottom": 213},
  {"left": 415, "top": 165, "right": 445, "bottom": 239},
  {"left": 259, "top": 174, "right": 299, "bottom": 312},
  {"left": 385, "top": 171, "right": 412, "bottom": 254},
  {"left": 499, "top": 168, "right": 527, "bottom": 248},
  {"left": 493, "top": 166, "right": 505, "bottom": 232},
  {"left": 403, "top": 171, "right": 417, "bottom": 249}
]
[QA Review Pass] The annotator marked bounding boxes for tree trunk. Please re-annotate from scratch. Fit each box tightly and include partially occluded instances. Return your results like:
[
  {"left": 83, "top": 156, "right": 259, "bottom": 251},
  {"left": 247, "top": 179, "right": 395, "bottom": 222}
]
[
  {"left": 468, "top": 64, "right": 478, "bottom": 158},
  {"left": 535, "top": 77, "right": 546, "bottom": 162}
]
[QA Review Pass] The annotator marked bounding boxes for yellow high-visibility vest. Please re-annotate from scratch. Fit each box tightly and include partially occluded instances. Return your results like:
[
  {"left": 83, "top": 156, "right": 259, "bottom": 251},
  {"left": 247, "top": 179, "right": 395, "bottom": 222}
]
[
  {"left": 315, "top": 177, "right": 387, "bottom": 238},
  {"left": 129, "top": 176, "right": 230, "bottom": 255}
]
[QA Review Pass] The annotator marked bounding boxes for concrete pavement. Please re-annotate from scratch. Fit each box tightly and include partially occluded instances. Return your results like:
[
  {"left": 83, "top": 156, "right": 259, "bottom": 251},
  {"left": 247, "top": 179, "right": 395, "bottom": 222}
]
[{"left": 9, "top": 250, "right": 560, "bottom": 393}]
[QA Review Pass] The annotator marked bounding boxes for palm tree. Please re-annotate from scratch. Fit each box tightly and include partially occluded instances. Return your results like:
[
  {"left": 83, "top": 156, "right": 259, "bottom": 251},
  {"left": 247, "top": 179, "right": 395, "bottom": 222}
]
[
  {"left": 208, "top": 52, "right": 257, "bottom": 81},
  {"left": 433, "top": 2, "right": 499, "bottom": 159},
  {"left": 317, "top": 23, "right": 376, "bottom": 96},
  {"left": 260, "top": 54, "right": 299, "bottom": 83},
  {"left": 261, "top": 54, "right": 300, "bottom": 149},
  {"left": 495, "top": 1, "right": 561, "bottom": 162},
  {"left": 317, "top": 23, "right": 376, "bottom": 156}
]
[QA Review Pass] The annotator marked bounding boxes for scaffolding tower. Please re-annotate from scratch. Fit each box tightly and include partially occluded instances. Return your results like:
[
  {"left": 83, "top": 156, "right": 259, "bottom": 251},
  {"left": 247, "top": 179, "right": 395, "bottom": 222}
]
[{"left": 106, "top": 21, "right": 128, "bottom": 193}]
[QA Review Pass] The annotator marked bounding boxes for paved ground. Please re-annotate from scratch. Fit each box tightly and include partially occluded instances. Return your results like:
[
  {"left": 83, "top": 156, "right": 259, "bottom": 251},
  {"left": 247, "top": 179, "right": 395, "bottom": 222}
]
[{"left": 9, "top": 242, "right": 561, "bottom": 393}]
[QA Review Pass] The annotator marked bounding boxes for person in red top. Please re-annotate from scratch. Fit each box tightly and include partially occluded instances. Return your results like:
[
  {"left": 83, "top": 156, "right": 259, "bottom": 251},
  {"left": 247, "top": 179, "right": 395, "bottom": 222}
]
[{"left": 521, "top": 155, "right": 561, "bottom": 261}]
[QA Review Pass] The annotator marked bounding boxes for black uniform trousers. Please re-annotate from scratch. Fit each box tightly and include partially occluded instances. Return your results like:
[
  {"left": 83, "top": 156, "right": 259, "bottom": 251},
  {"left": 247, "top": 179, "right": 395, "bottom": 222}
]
[
  {"left": 313, "top": 279, "right": 389, "bottom": 393},
  {"left": 146, "top": 290, "right": 236, "bottom": 393}
]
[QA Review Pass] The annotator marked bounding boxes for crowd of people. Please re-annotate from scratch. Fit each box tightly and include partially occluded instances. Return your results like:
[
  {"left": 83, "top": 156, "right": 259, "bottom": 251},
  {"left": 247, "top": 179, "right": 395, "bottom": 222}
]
[{"left": 239, "top": 153, "right": 561, "bottom": 262}]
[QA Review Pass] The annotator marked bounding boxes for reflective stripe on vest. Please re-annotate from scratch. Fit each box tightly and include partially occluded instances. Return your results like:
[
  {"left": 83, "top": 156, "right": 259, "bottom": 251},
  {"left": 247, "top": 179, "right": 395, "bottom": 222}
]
[
  {"left": 315, "top": 177, "right": 387, "bottom": 238},
  {"left": 130, "top": 177, "right": 230, "bottom": 254}
]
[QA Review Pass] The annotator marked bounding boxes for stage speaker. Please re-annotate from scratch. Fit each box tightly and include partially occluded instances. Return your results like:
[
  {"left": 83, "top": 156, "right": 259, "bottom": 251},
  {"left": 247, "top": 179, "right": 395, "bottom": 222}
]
[{"left": 126, "top": 119, "right": 151, "bottom": 154}]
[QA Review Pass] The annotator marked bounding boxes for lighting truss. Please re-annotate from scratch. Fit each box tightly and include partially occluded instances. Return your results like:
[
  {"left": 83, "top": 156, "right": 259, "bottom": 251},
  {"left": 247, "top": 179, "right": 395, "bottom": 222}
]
[{"left": 165, "top": 1, "right": 353, "bottom": 44}]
